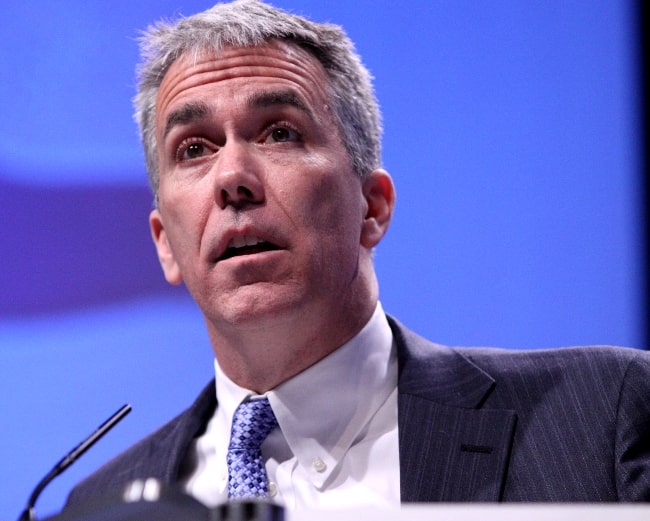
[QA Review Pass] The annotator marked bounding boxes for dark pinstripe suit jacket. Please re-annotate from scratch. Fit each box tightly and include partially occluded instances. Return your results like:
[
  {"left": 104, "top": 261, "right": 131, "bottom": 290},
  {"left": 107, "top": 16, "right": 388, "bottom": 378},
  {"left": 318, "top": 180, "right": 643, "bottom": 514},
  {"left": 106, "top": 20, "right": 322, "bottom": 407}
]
[{"left": 65, "top": 316, "right": 650, "bottom": 507}]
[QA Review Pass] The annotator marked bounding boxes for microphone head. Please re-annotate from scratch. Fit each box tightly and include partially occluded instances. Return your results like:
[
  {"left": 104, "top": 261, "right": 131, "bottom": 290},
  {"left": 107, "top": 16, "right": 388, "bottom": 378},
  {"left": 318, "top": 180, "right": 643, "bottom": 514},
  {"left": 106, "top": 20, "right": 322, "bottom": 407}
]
[{"left": 214, "top": 500, "right": 284, "bottom": 521}]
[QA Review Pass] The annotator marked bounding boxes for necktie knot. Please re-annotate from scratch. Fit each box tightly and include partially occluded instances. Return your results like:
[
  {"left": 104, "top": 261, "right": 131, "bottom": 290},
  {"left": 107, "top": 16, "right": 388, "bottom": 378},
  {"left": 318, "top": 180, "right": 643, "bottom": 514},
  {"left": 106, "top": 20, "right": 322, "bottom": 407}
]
[
  {"left": 227, "top": 398, "right": 278, "bottom": 499},
  {"left": 229, "top": 399, "right": 278, "bottom": 450}
]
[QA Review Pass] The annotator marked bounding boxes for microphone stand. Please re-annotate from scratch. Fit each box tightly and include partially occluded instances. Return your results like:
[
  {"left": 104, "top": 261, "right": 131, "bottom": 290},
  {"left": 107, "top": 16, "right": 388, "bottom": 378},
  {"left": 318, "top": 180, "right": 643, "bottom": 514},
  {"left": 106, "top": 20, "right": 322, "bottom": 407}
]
[{"left": 18, "top": 404, "right": 132, "bottom": 521}]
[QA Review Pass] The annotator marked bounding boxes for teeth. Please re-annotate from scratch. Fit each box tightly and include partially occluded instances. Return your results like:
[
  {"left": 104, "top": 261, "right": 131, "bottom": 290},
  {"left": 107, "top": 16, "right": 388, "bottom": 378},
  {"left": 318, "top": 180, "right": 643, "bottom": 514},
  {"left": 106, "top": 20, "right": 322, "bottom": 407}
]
[{"left": 229, "top": 235, "right": 264, "bottom": 249}]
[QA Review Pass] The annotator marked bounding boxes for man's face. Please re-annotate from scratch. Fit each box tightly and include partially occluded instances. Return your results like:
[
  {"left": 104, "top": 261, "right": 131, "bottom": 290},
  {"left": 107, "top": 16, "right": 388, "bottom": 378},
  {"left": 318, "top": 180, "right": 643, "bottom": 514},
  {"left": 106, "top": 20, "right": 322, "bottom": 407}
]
[{"left": 150, "top": 41, "right": 390, "bottom": 337}]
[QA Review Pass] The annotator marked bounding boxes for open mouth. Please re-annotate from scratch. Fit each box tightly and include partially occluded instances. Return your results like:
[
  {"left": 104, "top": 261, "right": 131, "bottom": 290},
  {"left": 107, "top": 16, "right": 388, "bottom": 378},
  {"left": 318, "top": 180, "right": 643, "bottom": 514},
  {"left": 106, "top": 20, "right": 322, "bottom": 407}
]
[{"left": 219, "top": 235, "right": 281, "bottom": 261}]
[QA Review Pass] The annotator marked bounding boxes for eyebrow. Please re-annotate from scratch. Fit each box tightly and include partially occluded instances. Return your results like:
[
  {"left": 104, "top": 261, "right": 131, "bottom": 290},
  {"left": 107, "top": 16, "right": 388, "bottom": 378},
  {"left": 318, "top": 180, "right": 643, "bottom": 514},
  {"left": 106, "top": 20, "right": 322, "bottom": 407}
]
[
  {"left": 163, "top": 101, "right": 210, "bottom": 139},
  {"left": 244, "top": 90, "right": 312, "bottom": 116}
]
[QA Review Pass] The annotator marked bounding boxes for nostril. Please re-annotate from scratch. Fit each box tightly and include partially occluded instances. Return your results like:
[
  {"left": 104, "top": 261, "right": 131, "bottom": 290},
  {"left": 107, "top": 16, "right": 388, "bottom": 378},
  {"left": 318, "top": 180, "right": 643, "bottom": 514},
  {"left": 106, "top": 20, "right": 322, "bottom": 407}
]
[
  {"left": 238, "top": 185, "right": 253, "bottom": 198},
  {"left": 219, "top": 185, "right": 260, "bottom": 209}
]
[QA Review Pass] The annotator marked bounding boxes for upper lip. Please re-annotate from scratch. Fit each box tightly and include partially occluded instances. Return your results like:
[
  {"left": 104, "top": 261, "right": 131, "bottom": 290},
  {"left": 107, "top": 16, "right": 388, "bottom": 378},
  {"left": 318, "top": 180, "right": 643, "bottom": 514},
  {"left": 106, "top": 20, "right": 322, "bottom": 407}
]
[{"left": 212, "top": 227, "right": 284, "bottom": 262}]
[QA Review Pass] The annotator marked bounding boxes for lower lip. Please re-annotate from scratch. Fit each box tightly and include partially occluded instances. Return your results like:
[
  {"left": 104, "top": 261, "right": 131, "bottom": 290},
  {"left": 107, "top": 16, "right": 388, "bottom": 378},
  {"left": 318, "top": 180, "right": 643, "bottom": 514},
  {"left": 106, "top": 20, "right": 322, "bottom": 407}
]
[{"left": 217, "top": 248, "right": 285, "bottom": 265}]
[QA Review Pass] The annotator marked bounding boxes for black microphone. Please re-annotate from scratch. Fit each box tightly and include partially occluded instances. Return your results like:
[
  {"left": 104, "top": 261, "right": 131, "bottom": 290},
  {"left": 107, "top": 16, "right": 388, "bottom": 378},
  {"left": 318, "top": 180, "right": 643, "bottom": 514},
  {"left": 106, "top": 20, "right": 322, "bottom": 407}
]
[{"left": 18, "top": 404, "right": 132, "bottom": 521}]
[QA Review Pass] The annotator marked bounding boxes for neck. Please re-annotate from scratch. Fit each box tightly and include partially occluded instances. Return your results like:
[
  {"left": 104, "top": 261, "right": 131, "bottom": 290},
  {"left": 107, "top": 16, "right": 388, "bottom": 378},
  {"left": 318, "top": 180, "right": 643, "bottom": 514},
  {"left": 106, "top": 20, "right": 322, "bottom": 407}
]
[{"left": 207, "top": 281, "right": 378, "bottom": 393}]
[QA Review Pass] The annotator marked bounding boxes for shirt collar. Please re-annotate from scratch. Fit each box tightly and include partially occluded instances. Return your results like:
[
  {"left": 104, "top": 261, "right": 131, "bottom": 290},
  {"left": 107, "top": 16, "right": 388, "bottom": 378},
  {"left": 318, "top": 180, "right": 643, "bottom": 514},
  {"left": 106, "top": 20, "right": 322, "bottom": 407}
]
[{"left": 214, "top": 302, "right": 396, "bottom": 488}]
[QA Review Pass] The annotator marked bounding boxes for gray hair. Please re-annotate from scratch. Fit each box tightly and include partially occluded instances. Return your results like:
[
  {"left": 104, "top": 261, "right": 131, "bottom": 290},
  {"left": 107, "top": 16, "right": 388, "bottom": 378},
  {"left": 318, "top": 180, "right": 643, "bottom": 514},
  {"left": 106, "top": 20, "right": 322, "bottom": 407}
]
[{"left": 134, "top": 0, "right": 382, "bottom": 197}]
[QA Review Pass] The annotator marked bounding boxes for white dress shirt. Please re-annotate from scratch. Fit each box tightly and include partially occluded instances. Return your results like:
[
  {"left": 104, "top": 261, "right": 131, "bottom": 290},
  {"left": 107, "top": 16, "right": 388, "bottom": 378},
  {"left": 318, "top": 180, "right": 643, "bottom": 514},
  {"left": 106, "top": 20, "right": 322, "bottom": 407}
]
[{"left": 181, "top": 302, "right": 400, "bottom": 509}]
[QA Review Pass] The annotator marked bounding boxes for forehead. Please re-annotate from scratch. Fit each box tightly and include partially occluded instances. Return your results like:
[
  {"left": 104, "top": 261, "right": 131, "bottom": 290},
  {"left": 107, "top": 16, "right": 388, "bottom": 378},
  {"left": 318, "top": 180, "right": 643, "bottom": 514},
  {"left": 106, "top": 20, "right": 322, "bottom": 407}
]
[{"left": 155, "top": 40, "right": 332, "bottom": 130}]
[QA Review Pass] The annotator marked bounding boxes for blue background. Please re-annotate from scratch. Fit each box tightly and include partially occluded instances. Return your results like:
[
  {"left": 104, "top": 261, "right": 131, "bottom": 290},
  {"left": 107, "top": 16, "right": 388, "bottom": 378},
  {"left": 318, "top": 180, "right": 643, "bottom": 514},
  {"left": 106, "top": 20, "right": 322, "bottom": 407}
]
[{"left": 1, "top": 1, "right": 645, "bottom": 518}]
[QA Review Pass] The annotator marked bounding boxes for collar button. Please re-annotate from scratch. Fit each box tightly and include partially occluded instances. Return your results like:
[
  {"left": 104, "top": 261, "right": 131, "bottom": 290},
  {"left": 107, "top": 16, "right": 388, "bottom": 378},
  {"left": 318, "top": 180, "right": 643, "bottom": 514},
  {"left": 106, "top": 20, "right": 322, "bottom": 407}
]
[{"left": 312, "top": 457, "right": 327, "bottom": 473}]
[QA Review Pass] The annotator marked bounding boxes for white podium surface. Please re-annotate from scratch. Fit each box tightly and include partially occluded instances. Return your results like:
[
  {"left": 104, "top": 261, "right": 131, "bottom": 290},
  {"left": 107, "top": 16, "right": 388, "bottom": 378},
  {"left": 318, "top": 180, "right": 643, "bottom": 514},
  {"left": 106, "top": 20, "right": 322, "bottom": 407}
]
[{"left": 288, "top": 504, "right": 649, "bottom": 521}]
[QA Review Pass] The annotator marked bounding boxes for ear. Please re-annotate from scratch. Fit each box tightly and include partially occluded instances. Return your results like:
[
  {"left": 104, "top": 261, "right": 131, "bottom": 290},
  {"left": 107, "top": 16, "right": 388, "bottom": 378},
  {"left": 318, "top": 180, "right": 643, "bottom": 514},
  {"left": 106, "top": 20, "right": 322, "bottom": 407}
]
[
  {"left": 360, "top": 169, "right": 395, "bottom": 249},
  {"left": 149, "top": 209, "right": 183, "bottom": 285}
]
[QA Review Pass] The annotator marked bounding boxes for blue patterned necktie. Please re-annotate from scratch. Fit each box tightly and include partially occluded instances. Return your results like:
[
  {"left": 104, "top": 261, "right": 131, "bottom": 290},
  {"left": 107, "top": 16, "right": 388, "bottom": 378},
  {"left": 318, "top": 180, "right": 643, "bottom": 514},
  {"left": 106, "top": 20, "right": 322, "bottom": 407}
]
[{"left": 227, "top": 398, "right": 278, "bottom": 499}]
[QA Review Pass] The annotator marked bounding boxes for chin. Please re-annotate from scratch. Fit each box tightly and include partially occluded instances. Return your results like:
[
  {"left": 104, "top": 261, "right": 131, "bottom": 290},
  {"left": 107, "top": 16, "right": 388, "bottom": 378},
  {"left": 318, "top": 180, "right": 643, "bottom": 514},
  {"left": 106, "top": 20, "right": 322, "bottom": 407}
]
[{"left": 205, "top": 287, "right": 309, "bottom": 330}]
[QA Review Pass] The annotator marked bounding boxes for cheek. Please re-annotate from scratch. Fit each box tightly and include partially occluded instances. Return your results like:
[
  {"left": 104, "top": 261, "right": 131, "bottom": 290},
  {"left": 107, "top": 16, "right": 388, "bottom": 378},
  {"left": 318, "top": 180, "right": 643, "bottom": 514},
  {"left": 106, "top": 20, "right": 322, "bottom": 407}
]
[
  {"left": 289, "top": 173, "right": 363, "bottom": 250},
  {"left": 159, "top": 190, "right": 210, "bottom": 264},
  {"left": 318, "top": 174, "right": 362, "bottom": 225},
  {"left": 277, "top": 150, "right": 360, "bottom": 221},
  {"left": 281, "top": 183, "right": 333, "bottom": 224}
]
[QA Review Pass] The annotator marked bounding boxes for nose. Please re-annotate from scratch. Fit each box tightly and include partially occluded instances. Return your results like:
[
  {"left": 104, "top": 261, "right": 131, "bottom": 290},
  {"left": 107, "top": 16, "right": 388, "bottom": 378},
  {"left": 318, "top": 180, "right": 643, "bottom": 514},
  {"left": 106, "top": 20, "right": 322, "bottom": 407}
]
[{"left": 213, "top": 141, "right": 264, "bottom": 210}]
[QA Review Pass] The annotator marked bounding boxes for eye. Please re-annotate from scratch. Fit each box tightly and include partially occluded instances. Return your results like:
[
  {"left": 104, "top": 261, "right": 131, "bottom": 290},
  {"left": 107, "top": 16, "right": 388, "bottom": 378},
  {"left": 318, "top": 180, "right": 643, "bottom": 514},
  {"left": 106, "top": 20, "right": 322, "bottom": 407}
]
[
  {"left": 264, "top": 125, "right": 301, "bottom": 144},
  {"left": 175, "top": 138, "right": 216, "bottom": 162}
]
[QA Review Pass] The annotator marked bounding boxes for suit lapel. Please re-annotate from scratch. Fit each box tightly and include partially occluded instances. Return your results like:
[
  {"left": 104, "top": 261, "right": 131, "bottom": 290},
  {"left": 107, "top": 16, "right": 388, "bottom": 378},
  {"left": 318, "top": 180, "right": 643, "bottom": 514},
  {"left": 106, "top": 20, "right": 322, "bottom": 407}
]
[
  {"left": 162, "top": 380, "right": 218, "bottom": 482},
  {"left": 389, "top": 317, "right": 517, "bottom": 502}
]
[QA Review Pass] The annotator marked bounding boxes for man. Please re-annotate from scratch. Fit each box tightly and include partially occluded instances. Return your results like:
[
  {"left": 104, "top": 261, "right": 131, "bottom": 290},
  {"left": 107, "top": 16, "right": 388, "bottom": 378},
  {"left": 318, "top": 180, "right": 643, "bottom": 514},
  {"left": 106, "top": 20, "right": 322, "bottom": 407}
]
[{"left": 64, "top": 0, "right": 650, "bottom": 509}]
